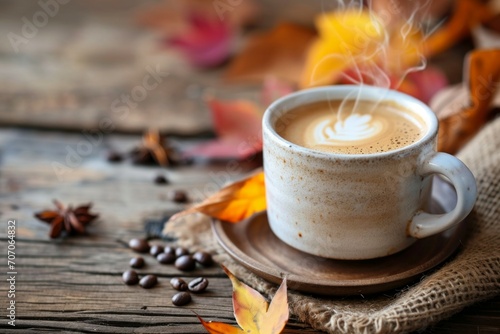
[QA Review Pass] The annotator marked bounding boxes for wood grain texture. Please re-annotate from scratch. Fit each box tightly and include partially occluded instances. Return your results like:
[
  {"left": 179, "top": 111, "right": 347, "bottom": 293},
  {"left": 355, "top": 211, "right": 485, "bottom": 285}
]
[
  {"left": 0, "top": 1, "right": 497, "bottom": 330},
  {"left": 0, "top": 129, "right": 498, "bottom": 333}
]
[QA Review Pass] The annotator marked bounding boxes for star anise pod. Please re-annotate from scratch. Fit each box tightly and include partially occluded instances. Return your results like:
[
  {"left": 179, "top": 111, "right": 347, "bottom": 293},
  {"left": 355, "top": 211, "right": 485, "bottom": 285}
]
[
  {"left": 129, "top": 130, "right": 183, "bottom": 166},
  {"left": 34, "top": 200, "right": 99, "bottom": 238}
]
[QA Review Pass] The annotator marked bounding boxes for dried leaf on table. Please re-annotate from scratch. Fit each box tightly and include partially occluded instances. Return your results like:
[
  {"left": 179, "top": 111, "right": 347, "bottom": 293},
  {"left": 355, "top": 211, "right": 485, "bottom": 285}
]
[
  {"left": 198, "top": 265, "right": 288, "bottom": 334},
  {"left": 301, "top": 0, "right": 493, "bottom": 102},
  {"left": 224, "top": 23, "right": 316, "bottom": 84},
  {"left": 34, "top": 200, "right": 99, "bottom": 238},
  {"left": 170, "top": 170, "right": 265, "bottom": 224},
  {"left": 198, "top": 317, "right": 245, "bottom": 334},
  {"left": 165, "top": 14, "right": 232, "bottom": 68},
  {"left": 183, "top": 77, "right": 294, "bottom": 160},
  {"left": 438, "top": 49, "right": 500, "bottom": 154},
  {"left": 418, "top": 0, "right": 496, "bottom": 63},
  {"left": 136, "top": 0, "right": 259, "bottom": 68},
  {"left": 136, "top": 0, "right": 259, "bottom": 34},
  {"left": 183, "top": 98, "right": 262, "bottom": 160}
]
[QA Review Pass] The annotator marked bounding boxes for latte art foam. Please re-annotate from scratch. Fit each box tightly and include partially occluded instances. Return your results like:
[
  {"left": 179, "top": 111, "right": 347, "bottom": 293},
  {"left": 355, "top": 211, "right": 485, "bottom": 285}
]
[
  {"left": 313, "top": 113, "right": 385, "bottom": 144},
  {"left": 278, "top": 100, "right": 426, "bottom": 155}
]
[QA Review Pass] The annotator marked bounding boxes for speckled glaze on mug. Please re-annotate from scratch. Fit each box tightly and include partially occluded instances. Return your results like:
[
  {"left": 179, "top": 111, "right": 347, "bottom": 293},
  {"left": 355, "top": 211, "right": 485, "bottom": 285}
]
[{"left": 263, "top": 85, "right": 477, "bottom": 260}]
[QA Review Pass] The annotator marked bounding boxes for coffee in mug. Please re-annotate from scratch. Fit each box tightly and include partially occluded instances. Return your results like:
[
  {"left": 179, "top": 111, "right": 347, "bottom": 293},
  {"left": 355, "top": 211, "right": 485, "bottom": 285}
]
[
  {"left": 263, "top": 85, "right": 476, "bottom": 260},
  {"left": 278, "top": 99, "right": 426, "bottom": 155}
]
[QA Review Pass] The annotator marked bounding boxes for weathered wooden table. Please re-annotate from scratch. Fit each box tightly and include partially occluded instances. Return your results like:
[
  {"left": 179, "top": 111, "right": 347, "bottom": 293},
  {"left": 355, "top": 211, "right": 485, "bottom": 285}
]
[
  {"left": 0, "top": 1, "right": 499, "bottom": 332},
  {"left": 0, "top": 129, "right": 499, "bottom": 334}
]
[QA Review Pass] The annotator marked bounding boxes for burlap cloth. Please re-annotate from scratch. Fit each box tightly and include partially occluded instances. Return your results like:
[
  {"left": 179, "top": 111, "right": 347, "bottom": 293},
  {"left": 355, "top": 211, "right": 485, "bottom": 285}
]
[{"left": 166, "top": 117, "right": 500, "bottom": 333}]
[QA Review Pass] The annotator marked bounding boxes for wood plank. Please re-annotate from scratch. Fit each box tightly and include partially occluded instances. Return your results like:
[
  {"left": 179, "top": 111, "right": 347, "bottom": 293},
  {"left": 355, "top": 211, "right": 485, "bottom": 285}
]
[{"left": 1, "top": 129, "right": 499, "bottom": 334}]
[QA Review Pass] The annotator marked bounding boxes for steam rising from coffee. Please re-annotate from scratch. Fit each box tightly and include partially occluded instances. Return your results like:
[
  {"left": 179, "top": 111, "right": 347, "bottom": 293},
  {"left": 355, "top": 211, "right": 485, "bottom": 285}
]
[{"left": 311, "top": 0, "right": 434, "bottom": 148}]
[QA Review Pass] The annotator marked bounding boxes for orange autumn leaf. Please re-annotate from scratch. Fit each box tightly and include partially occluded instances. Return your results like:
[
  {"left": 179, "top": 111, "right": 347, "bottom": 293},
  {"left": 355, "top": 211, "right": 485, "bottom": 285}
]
[
  {"left": 198, "top": 316, "right": 245, "bottom": 334},
  {"left": 224, "top": 23, "right": 316, "bottom": 84},
  {"left": 438, "top": 49, "right": 500, "bottom": 154},
  {"left": 199, "top": 265, "right": 289, "bottom": 334},
  {"left": 417, "top": 0, "right": 495, "bottom": 64},
  {"left": 171, "top": 170, "right": 266, "bottom": 223}
]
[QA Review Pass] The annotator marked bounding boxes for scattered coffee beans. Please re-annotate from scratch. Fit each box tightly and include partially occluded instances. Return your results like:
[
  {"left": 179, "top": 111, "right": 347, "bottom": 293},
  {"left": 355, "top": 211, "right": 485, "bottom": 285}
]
[
  {"left": 129, "top": 257, "right": 145, "bottom": 269},
  {"left": 175, "top": 247, "right": 189, "bottom": 257},
  {"left": 170, "top": 277, "right": 188, "bottom": 291},
  {"left": 122, "top": 270, "right": 139, "bottom": 285},
  {"left": 171, "top": 190, "right": 189, "bottom": 203},
  {"left": 139, "top": 275, "right": 158, "bottom": 289},
  {"left": 149, "top": 245, "right": 164, "bottom": 257},
  {"left": 157, "top": 252, "right": 176, "bottom": 264},
  {"left": 172, "top": 292, "right": 191, "bottom": 306},
  {"left": 129, "top": 238, "right": 150, "bottom": 253},
  {"left": 193, "top": 251, "right": 213, "bottom": 267},
  {"left": 188, "top": 277, "right": 209, "bottom": 293},
  {"left": 175, "top": 255, "right": 196, "bottom": 271}
]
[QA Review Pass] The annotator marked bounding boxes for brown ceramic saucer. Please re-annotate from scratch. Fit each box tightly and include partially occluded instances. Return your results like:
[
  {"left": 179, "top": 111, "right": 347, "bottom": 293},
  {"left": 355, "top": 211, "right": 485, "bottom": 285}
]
[{"left": 212, "top": 177, "right": 467, "bottom": 296}]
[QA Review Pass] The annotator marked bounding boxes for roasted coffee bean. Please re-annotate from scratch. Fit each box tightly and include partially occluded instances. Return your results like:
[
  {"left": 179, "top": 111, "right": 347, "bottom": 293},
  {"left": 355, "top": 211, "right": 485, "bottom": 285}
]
[
  {"left": 171, "top": 190, "right": 189, "bottom": 203},
  {"left": 139, "top": 275, "right": 158, "bottom": 289},
  {"left": 172, "top": 292, "right": 191, "bottom": 306},
  {"left": 122, "top": 270, "right": 139, "bottom": 285},
  {"left": 188, "top": 277, "right": 209, "bottom": 293},
  {"left": 164, "top": 246, "right": 175, "bottom": 256},
  {"left": 129, "top": 257, "right": 145, "bottom": 269},
  {"left": 107, "top": 151, "right": 123, "bottom": 163},
  {"left": 157, "top": 252, "right": 176, "bottom": 264},
  {"left": 175, "top": 255, "right": 196, "bottom": 271},
  {"left": 175, "top": 247, "right": 189, "bottom": 257},
  {"left": 149, "top": 245, "right": 164, "bottom": 257},
  {"left": 128, "top": 238, "right": 150, "bottom": 253},
  {"left": 154, "top": 175, "right": 169, "bottom": 185},
  {"left": 170, "top": 277, "right": 188, "bottom": 291},
  {"left": 193, "top": 251, "right": 213, "bottom": 267}
]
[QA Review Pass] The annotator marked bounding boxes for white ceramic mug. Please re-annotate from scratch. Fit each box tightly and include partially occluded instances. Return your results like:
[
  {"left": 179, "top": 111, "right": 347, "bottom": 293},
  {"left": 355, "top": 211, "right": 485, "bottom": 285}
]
[{"left": 263, "top": 85, "right": 477, "bottom": 260}]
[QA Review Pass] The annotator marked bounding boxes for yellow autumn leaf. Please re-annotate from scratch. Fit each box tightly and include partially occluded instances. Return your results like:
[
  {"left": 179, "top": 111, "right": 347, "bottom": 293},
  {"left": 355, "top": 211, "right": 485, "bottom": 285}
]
[
  {"left": 302, "top": 0, "right": 496, "bottom": 89},
  {"left": 301, "top": 10, "right": 385, "bottom": 87},
  {"left": 170, "top": 170, "right": 266, "bottom": 223},
  {"left": 199, "top": 265, "right": 289, "bottom": 334}
]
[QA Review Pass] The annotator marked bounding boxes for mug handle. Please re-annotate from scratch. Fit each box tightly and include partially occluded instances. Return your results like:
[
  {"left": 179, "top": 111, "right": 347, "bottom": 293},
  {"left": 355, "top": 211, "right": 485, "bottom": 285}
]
[{"left": 408, "top": 152, "right": 477, "bottom": 238}]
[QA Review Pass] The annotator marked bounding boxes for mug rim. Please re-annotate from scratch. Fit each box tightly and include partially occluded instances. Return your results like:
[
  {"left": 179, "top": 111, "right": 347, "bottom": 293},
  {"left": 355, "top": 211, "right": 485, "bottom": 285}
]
[{"left": 263, "top": 85, "right": 438, "bottom": 159}]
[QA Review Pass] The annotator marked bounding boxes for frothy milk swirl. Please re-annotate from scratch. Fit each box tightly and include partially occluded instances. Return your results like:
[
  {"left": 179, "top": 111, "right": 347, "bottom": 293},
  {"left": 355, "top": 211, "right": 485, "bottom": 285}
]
[
  {"left": 278, "top": 100, "right": 425, "bottom": 155},
  {"left": 313, "top": 114, "right": 384, "bottom": 145}
]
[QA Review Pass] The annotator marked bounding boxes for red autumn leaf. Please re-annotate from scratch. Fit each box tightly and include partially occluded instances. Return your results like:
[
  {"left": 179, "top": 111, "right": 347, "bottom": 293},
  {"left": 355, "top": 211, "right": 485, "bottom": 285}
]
[
  {"left": 137, "top": 0, "right": 259, "bottom": 34},
  {"left": 183, "top": 98, "right": 263, "bottom": 160},
  {"left": 184, "top": 77, "right": 294, "bottom": 160},
  {"left": 166, "top": 14, "right": 233, "bottom": 68},
  {"left": 405, "top": 67, "right": 448, "bottom": 104},
  {"left": 137, "top": 0, "right": 259, "bottom": 68},
  {"left": 338, "top": 65, "right": 447, "bottom": 103}
]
